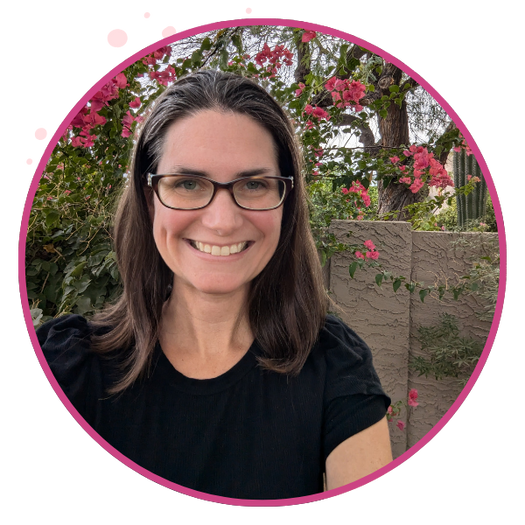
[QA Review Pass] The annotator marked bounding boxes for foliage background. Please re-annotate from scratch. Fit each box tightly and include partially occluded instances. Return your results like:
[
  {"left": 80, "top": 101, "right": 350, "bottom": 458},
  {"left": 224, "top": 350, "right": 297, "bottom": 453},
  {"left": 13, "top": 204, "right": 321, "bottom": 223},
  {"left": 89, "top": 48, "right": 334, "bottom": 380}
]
[{"left": 26, "top": 25, "right": 495, "bottom": 329}]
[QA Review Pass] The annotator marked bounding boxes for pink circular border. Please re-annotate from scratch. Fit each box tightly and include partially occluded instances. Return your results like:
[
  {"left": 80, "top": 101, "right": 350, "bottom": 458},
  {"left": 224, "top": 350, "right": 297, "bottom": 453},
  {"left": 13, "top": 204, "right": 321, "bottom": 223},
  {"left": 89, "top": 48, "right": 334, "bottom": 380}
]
[{"left": 18, "top": 17, "right": 506, "bottom": 508}]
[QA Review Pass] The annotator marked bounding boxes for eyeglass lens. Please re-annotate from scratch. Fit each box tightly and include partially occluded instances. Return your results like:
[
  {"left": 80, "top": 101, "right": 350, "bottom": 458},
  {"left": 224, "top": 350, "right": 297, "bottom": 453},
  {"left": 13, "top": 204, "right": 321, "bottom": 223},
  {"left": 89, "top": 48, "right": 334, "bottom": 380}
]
[{"left": 157, "top": 176, "right": 285, "bottom": 210}]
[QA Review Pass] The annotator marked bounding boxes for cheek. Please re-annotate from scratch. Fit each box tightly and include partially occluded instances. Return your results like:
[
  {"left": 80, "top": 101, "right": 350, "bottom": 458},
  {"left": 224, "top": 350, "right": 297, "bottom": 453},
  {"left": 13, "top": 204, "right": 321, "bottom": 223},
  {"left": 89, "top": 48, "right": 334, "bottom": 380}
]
[
  {"left": 255, "top": 209, "right": 283, "bottom": 244},
  {"left": 152, "top": 202, "right": 194, "bottom": 242}
]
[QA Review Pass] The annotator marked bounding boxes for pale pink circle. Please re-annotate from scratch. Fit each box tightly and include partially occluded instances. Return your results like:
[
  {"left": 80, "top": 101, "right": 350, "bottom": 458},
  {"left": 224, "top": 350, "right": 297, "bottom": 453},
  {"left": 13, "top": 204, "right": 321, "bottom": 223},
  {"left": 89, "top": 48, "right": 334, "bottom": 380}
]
[
  {"left": 144, "top": 12, "right": 150, "bottom": 18},
  {"left": 162, "top": 26, "right": 176, "bottom": 38},
  {"left": 246, "top": 8, "right": 252, "bottom": 14},
  {"left": 107, "top": 29, "right": 128, "bottom": 48},
  {"left": 24, "top": 156, "right": 36, "bottom": 168},
  {"left": 33, "top": 126, "right": 51, "bottom": 142}
]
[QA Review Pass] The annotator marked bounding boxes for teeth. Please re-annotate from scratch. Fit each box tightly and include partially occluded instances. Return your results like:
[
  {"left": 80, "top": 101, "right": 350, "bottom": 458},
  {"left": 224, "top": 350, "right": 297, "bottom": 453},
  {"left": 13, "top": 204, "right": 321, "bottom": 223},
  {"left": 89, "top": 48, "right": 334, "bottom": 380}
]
[{"left": 193, "top": 241, "right": 247, "bottom": 256}]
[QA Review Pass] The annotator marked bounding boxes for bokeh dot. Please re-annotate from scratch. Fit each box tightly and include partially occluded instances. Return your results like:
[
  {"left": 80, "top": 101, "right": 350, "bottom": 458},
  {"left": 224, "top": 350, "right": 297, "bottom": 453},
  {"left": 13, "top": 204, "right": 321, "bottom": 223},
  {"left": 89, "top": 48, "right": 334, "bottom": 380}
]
[
  {"left": 24, "top": 156, "right": 36, "bottom": 168},
  {"left": 33, "top": 126, "right": 51, "bottom": 142},
  {"left": 162, "top": 26, "right": 176, "bottom": 38},
  {"left": 246, "top": 8, "right": 252, "bottom": 14},
  {"left": 140, "top": 9, "right": 153, "bottom": 22},
  {"left": 107, "top": 29, "right": 128, "bottom": 47}
]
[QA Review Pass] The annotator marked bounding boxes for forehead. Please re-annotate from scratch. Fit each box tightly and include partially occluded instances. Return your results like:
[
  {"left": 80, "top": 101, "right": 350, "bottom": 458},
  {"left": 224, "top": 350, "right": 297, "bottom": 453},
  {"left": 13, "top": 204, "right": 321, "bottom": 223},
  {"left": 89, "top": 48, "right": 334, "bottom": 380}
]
[{"left": 157, "top": 110, "right": 279, "bottom": 177}]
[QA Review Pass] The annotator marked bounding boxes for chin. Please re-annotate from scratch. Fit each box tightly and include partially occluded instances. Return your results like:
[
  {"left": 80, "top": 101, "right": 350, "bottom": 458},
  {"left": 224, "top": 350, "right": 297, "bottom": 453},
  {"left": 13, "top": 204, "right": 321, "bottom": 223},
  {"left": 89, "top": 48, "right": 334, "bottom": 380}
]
[{"left": 179, "top": 277, "right": 251, "bottom": 298}]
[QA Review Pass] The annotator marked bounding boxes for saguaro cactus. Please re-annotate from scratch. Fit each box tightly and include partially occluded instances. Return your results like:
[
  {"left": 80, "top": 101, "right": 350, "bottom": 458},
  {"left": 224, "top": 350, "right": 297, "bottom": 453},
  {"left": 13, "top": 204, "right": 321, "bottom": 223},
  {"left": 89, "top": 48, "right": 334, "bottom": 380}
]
[{"left": 453, "top": 149, "right": 487, "bottom": 228}]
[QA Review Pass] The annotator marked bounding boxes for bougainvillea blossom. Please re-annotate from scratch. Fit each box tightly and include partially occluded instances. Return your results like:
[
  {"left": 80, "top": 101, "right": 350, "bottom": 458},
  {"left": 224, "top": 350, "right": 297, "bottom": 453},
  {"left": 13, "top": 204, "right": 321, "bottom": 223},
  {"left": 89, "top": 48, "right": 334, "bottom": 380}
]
[
  {"left": 325, "top": 76, "right": 366, "bottom": 111},
  {"left": 302, "top": 30, "right": 317, "bottom": 43}
]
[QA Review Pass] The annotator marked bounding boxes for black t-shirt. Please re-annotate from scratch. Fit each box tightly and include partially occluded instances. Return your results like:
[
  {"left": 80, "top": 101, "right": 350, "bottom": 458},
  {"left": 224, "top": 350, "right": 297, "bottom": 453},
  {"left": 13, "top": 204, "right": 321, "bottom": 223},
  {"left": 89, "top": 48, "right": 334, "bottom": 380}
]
[{"left": 37, "top": 314, "right": 390, "bottom": 500}]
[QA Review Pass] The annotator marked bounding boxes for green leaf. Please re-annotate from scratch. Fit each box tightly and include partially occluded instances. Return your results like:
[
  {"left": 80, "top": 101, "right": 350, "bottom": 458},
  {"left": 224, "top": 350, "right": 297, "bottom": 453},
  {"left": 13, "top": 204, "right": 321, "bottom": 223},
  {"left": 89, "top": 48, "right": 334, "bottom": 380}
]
[
  {"left": 419, "top": 289, "right": 429, "bottom": 302},
  {"left": 349, "top": 261, "right": 358, "bottom": 279},
  {"left": 393, "top": 279, "right": 402, "bottom": 293},
  {"left": 389, "top": 85, "right": 399, "bottom": 93},
  {"left": 191, "top": 49, "right": 203, "bottom": 66},
  {"left": 69, "top": 262, "right": 86, "bottom": 278},
  {"left": 201, "top": 36, "right": 212, "bottom": 51},
  {"left": 45, "top": 210, "right": 60, "bottom": 228},
  {"left": 375, "top": 273, "right": 383, "bottom": 287}
]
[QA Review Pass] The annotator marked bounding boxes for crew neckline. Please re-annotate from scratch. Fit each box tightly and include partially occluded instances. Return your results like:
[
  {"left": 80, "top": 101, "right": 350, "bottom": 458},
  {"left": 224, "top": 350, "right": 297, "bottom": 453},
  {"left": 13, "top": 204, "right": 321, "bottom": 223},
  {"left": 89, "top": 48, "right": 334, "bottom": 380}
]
[{"left": 152, "top": 340, "right": 261, "bottom": 395}]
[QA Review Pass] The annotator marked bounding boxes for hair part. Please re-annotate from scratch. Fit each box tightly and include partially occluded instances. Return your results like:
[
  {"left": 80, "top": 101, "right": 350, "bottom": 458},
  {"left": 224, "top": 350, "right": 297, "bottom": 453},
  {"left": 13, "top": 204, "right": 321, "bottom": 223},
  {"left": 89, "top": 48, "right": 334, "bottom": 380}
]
[{"left": 91, "top": 69, "right": 328, "bottom": 393}]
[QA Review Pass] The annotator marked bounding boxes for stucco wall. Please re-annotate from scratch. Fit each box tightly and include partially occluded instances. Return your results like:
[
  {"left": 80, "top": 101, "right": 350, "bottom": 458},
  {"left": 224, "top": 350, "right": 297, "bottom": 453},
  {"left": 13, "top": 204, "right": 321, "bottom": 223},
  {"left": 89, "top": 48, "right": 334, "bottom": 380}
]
[{"left": 328, "top": 220, "right": 497, "bottom": 458}]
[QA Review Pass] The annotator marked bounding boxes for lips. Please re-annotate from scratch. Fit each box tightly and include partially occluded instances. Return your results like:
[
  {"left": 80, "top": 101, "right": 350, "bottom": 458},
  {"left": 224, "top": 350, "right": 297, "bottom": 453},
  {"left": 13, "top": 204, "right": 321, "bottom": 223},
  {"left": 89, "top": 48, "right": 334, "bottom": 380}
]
[{"left": 188, "top": 240, "right": 250, "bottom": 256}]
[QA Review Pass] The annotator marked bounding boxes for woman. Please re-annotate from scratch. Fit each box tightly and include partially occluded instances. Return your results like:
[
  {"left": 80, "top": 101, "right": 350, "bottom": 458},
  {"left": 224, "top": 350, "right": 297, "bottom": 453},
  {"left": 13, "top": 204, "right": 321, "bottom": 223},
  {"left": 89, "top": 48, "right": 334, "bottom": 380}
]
[{"left": 37, "top": 69, "right": 392, "bottom": 500}]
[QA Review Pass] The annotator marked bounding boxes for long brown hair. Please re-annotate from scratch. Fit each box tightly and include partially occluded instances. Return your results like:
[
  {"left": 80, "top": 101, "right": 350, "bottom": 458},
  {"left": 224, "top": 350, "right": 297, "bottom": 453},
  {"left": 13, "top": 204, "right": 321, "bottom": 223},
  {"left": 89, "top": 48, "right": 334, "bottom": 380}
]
[{"left": 91, "top": 70, "right": 328, "bottom": 393}]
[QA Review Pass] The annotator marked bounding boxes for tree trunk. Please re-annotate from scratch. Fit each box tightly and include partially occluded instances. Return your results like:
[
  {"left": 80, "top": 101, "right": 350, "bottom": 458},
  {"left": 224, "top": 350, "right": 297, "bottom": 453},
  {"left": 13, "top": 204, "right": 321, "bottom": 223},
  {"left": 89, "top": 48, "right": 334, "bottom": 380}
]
[{"left": 376, "top": 63, "right": 424, "bottom": 220}]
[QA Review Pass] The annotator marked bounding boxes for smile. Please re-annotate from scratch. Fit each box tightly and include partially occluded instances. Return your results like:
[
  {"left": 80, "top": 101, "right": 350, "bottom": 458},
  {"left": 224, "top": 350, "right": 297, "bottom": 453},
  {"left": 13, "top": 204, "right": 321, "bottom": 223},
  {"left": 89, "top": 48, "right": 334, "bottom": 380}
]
[{"left": 188, "top": 240, "right": 250, "bottom": 256}]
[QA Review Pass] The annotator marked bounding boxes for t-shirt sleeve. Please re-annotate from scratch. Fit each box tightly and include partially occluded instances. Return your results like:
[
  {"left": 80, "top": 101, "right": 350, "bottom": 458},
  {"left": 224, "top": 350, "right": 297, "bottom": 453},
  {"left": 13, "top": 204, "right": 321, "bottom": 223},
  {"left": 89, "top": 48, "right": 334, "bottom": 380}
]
[
  {"left": 321, "top": 315, "right": 391, "bottom": 460},
  {"left": 36, "top": 314, "right": 104, "bottom": 423}
]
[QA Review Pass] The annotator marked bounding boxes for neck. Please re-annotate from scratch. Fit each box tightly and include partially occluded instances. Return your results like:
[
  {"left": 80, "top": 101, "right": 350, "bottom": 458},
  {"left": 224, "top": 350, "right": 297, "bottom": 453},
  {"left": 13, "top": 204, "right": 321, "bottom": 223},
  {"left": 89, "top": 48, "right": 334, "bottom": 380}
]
[{"left": 159, "top": 280, "right": 253, "bottom": 377}]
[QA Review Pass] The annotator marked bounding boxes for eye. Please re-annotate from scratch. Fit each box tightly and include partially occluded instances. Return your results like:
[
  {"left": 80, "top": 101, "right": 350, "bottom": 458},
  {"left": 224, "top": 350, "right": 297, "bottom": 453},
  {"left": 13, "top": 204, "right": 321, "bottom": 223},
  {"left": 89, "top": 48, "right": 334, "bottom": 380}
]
[
  {"left": 161, "top": 176, "right": 210, "bottom": 193},
  {"left": 243, "top": 179, "right": 268, "bottom": 191},
  {"left": 176, "top": 178, "right": 200, "bottom": 191}
]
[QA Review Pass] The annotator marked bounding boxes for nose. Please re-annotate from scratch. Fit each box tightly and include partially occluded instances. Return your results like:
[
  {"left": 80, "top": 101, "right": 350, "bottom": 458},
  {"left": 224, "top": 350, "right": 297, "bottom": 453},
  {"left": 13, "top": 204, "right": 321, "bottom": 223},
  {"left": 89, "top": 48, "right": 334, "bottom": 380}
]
[{"left": 200, "top": 187, "right": 243, "bottom": 235}]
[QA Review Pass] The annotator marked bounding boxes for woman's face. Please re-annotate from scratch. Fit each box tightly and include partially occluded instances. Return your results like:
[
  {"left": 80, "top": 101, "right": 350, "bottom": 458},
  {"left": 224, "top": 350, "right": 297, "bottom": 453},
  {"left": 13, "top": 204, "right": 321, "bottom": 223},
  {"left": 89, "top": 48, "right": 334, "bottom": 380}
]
[{"left": 152, "top": 110, "right": 284, "bottom": 298}]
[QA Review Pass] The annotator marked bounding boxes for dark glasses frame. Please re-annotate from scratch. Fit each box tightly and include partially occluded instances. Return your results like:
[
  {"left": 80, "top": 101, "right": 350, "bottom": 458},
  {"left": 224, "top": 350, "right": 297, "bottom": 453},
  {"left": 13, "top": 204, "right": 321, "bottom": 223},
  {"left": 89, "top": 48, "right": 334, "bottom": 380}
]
[{"left": 146, "top": 173, "right": 294, "bottom": 211}]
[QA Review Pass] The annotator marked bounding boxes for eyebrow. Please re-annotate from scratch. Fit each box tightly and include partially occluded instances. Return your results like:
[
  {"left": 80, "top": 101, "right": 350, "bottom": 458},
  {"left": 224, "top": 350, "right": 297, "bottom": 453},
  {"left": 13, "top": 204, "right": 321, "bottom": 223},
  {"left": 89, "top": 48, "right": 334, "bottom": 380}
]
[{"left": 162, "top": 167, "right": 277, "bottom": 178}]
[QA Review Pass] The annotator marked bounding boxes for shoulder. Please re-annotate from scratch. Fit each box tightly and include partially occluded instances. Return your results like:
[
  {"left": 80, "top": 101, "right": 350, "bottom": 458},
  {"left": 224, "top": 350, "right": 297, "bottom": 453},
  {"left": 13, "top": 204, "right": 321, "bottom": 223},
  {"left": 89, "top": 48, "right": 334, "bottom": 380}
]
[
  {"left": 313, "top": 314, "right": 373, "bottom": 368},
  {"left": 36, "top": 315, "right": 108, "bottom": 415},
  {"left": 37, "top": 314, "right": 94, "bottom": 365},
  {"left": 311, "top": 314, "right": 389, "bottom": 402},
  {"left": 36, "top": 314, "right": 91, "bottom": 350}
]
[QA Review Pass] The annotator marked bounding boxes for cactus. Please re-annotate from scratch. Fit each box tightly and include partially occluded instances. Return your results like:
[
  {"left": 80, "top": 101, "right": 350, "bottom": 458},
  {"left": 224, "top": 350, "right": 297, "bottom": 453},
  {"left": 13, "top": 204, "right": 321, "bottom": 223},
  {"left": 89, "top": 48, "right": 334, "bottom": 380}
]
[{"left": 453, "top": 149, "right": 487, "bottom": 228}]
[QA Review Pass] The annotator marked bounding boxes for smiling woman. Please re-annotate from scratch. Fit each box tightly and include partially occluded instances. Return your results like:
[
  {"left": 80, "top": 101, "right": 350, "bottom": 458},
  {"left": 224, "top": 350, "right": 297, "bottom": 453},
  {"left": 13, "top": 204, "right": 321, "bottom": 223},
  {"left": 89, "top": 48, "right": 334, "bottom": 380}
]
[{"left": 37, "top": 70, "right": 392, "bottom": 500}]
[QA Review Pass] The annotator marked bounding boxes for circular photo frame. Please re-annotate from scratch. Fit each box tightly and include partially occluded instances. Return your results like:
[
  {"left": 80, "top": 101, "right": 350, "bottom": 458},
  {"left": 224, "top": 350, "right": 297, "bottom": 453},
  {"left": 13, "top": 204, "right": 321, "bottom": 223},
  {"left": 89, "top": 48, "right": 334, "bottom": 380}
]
[{"left": 16, "top": 16, "right": 509, "bottom": 508}]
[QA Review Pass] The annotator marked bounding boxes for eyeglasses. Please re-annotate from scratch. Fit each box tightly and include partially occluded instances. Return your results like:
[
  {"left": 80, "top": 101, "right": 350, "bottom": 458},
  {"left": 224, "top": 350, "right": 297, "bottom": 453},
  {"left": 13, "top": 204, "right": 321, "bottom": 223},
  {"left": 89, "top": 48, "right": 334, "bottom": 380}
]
[{"left": 147, "top": 173, "right": 294, "bottom": 211}]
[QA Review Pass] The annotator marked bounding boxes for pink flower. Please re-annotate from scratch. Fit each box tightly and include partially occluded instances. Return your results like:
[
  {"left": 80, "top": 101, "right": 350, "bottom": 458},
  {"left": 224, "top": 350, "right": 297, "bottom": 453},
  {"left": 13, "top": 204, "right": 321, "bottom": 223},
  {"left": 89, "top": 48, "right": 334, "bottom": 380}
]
[
  {"left": 331, "top": 91, "right": 341, "bottom": 102},
  {"left": 302, "top": 30, "right": 317, "bottom": 42},
  {"left": 399, "top": 165, "right": 406, "bottom": 172},
  {"left": 399, "top": 177, "right": 412, "bottom": 185},
  {"left": 387, "top": 406, "right": 393, "bottom": 415},
  {"left": 129, "top": 97, "right": 142, "bottom": 108},
  {"left": 114, "top": 73, "right": 128, "bottom": 89},
  {"left": 390, "top": 156, "right": 400, "bottom": 164},
  {"left": 64, "top": 190, "right": 71, "bottom": 195},
  {"left": 341, "top": 187, "right": 349, "bottom": 194},
  {"left": 363, "top": 240, "right": 375, "bottom": 251},
  {"left": 396, "top": 421, "right": 405, "bottom": 431},
  {"left": 71, "top": 136, "right": 83, "bottom": 147},
  {"left": 312, "top": 106, "right": 329, "bottom": 120},
  {"left": 408, "top": 389, "right": 419, "bottom": 407},
  {"left": 409, "top": 178, "right": 424, "bottom": 193},
  {"left": 334, "top": 78, "right": 346, "bottom": 91},
  {"left": 304, "top": 104, "right": 314, "bottom": 115},
  {"left": 325, "top": 76, "right": 337, "bottom": 92},
  {"left": 355, "top": 251, "right": 365, "bottom": 260},
  {"left": 143, "top": 56, "right": 156, "bottom": 66},
  {"left": 81, "top": 133, "right": 96, "bottom": 148},
  {"left": 403, "top": 149, "right": 412, "bottom": 157},
  {"left": 366, "top": 250, "right": 379, "bottom": 260}
]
